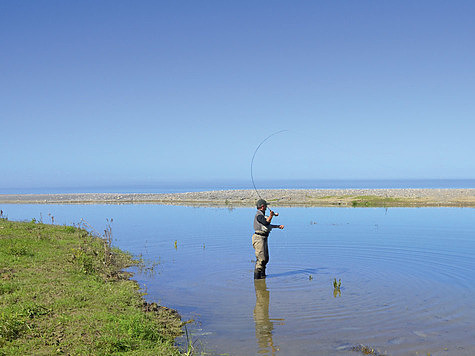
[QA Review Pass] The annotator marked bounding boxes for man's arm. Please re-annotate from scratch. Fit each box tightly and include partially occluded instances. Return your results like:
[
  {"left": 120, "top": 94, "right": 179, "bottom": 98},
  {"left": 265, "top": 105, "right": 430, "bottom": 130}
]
[
  {"left": 256, "top": 214, "right": 270, "bottom": 226},
  {"left": 257, "top": 210, "right": 284, "bottom": 230}
]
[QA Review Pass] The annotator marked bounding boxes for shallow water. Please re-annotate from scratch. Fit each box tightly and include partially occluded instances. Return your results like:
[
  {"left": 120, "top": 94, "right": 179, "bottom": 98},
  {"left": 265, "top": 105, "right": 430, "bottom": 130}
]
[{"left": 2, "top": 205, "right": 475, "bottom": 355}]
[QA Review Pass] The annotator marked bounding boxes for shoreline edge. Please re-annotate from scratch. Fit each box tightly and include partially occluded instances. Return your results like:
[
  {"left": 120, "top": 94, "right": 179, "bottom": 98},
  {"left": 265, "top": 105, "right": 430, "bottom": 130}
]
[{"left": 1, "top": 188, "right": 474, "bottom": 207}]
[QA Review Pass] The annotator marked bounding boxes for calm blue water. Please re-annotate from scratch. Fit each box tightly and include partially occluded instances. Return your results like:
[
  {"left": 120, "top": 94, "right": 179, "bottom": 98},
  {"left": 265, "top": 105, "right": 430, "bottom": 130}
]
[
  {"left": 2, "top": 204, "right": 474, "bottom": 355},
  {"left": 1, "top": 179, "right": 474, "bottom": 194}
]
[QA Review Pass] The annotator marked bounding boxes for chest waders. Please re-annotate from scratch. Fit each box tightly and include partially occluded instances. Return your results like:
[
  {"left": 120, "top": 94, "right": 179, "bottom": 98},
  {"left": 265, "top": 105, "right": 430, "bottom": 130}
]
[{"left": 253, "top": 208, "right": 271, "bottom": 279}]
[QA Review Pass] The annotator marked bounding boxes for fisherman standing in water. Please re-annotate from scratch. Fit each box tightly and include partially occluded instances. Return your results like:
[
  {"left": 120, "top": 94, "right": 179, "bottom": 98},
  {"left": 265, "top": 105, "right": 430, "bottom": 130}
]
[{"left": 252, "top": 199, "right": 284, "bottom": 279}]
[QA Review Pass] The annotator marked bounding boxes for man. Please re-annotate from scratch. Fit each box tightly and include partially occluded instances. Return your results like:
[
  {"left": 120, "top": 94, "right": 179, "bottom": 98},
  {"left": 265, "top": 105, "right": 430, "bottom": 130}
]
[{"left": 252, "top": 199, "right": 284, "bottom": 279}]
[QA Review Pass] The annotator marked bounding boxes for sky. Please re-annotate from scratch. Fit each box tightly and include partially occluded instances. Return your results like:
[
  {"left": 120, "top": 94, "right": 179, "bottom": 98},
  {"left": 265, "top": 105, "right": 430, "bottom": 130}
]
[{"left": 1, "top": 1, "right": 474, "bottom": 189}]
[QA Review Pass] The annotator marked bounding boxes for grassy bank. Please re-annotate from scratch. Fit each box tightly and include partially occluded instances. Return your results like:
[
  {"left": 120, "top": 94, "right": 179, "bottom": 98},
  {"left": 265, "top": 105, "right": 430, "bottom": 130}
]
[{"left": 0, "top": 218, "right": 184, "bottom": 355}]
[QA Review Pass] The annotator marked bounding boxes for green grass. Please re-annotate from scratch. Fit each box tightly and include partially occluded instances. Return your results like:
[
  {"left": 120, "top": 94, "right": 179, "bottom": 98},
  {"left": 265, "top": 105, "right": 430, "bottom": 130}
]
[
  {"left": 350, "top": 195, "right": 405, "bottom": 207},
  {"left": 0, "top": 219, "right": 184, "bottom": 355},
  {"left": 306, "top": 195, "right": 409, "bottom": 207}
]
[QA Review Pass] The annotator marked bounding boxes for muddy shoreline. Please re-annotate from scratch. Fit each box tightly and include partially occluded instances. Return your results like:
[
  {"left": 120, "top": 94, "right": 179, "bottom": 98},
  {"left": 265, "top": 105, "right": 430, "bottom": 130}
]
[{"left": 1, "top": 189, "right": 474, "bottom": 207}]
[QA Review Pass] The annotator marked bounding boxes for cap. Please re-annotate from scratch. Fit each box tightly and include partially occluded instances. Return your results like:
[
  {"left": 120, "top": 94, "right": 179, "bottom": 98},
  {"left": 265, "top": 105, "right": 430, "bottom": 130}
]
[{"left": 256, "top": 199, "right": 268, "bottom": 208}]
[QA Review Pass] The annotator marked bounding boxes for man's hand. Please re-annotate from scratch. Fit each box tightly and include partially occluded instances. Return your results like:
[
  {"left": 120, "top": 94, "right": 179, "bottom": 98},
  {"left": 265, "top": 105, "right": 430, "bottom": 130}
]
[
  {"left": 278, "top": 225, "right": 284, "bottom": 229},
  {"left": 266, "top": 210, "right": 280, "bottom": 223}
]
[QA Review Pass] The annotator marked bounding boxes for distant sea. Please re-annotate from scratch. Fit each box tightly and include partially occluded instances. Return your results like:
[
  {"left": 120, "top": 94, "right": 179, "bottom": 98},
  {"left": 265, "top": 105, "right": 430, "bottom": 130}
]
[{"left": 1, "top": 179, "right": 474, "bottom": 195}]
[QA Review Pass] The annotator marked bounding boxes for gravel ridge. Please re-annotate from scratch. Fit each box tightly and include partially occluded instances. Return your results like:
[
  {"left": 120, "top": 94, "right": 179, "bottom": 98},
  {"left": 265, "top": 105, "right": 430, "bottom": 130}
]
[{"left": 0, "top": 189, "right": 474, "bottom": 207}]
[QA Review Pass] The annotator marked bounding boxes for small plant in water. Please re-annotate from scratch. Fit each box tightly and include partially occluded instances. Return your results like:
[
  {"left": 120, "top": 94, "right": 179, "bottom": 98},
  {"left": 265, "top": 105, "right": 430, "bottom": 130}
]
[
  {"left": 103, "top": 218, "right": 113, "bottom": 266},
  {"left": 351, "top": 344, "right": 384, "bottom": 355},
  {"left": 333, "top": 278, "right": 342, "bottom": 297},
  {"left": 333, "top": 278, "right": 341, "bottom": 289}
]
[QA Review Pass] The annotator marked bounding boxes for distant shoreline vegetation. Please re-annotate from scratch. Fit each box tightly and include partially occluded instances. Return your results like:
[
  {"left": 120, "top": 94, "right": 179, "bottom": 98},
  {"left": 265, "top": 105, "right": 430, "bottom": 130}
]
[{"left": 1, "top": 179, "right": 475, "bottom": 195}]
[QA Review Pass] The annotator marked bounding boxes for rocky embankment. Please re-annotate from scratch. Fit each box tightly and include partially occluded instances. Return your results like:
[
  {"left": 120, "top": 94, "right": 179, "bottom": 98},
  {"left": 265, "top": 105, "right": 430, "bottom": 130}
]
[{"left": 0, "top": 189, "right": 474, "bottom": 207}]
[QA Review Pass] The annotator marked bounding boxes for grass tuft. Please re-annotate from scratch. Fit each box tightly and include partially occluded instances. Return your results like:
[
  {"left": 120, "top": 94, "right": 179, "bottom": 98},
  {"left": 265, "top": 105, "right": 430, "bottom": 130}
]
[
  {"left": 6, "top": 244, "right": 33, "bottom": 257},
  {"left": 0, "top": 312, "right": 28, "bottom": 341}
]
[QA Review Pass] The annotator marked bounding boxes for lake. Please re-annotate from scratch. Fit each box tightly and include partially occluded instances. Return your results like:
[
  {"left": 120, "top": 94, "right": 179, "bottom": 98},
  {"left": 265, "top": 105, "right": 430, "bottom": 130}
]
[{"left": 2, "top": 204, "right": 474, "bottom": 355}]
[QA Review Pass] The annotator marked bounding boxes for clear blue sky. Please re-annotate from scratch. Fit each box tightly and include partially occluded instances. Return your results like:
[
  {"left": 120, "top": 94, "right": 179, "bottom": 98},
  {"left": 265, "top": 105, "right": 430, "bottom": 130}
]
[{"left": 1, "top": 1, "right": 474, "bottom": 189}]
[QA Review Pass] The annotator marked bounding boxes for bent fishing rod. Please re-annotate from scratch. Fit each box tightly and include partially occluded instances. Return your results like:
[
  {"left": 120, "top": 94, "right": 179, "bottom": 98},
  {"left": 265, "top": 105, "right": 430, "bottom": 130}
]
[{"left": 250, "top": 129, "right": 288, "bottom": 215}]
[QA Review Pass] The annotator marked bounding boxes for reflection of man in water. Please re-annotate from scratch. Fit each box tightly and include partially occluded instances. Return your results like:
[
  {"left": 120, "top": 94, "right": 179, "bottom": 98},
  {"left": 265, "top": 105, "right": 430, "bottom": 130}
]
[
  {"left": 254, "top": 279, "right": 278, "bottom": 354},
  {"left": 252, "top": 199, "right": 284, "bottom": 279}
]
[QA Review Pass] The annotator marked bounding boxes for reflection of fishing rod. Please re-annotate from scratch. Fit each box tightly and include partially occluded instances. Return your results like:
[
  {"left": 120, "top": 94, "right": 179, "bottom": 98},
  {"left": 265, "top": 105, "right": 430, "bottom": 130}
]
[{"left": 250, "top": 130, "right": 288, "bottom": 200}]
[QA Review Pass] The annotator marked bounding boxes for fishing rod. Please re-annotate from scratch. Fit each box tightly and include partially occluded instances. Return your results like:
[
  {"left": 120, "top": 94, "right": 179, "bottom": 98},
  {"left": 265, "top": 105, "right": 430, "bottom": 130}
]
[{"left": 250, "top": 129, "right": 288, "bottom": 203}]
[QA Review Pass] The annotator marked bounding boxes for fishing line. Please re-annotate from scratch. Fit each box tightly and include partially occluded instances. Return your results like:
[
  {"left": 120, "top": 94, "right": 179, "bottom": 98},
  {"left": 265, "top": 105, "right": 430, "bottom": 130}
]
[{"left": 250, "top": 129, "right": 288, "bottom": 199}]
